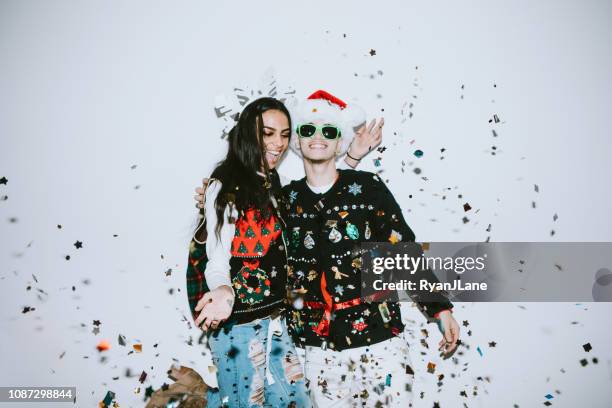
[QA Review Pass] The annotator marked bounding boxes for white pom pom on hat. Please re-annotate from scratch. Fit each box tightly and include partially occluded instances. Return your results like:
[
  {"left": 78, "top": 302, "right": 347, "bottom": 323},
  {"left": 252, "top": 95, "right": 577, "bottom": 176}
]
[{"left": 287, "top": 90, "right": 366, "bottom": 158}]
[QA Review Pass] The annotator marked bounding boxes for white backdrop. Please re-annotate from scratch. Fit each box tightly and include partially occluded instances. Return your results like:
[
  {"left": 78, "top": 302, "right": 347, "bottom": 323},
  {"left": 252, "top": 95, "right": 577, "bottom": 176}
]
[{"left": 1, "top": 0, "right": 612, "bottom": 407}]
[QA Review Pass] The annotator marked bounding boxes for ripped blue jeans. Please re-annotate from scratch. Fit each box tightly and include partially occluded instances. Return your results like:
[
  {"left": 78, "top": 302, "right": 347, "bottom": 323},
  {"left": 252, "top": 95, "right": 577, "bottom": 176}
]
[{"left": 206, "top": 315, "right": 311, "bottom": 408}]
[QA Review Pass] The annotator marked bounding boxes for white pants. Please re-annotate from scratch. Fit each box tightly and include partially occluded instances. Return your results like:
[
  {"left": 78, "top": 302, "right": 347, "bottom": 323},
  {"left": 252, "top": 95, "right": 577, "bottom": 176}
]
[{"left": 301, "top": 335, "right": 414, "bottom": 407}]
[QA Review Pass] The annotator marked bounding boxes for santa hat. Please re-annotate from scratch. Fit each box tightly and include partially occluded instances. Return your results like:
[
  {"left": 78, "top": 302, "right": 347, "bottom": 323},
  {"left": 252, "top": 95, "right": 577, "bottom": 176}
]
[{"left": 286, "top": 90, "right": 366, "bottom": 158}]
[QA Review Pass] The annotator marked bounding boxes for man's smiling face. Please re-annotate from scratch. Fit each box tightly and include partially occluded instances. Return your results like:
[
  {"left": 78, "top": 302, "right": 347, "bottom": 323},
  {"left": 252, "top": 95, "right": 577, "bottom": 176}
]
[{"left": 296, "top": 121, "right": 342, "bottom": 162}]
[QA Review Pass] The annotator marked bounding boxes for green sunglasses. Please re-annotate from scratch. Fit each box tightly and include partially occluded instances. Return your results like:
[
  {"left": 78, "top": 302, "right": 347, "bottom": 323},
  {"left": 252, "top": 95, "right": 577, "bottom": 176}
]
[{"left": 296, "top": 123, "right": 342, "bottom": 140}]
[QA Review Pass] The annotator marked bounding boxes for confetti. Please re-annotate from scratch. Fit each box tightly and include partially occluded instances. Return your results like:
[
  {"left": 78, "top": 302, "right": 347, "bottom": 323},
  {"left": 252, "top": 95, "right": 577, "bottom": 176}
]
[
  {"left": 100, "top": 390, "right": 115, "bottom": 407},
  {"left": 97, "top": 340, "right": 111, "bottom": 352},
  {"left": 22, "top": 306, "right": 35, "bottom": 314}
]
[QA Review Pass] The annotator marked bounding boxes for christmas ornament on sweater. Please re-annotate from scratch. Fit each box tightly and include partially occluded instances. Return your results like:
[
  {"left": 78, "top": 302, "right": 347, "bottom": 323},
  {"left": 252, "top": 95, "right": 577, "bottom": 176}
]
[
  {"left": 346, "top": 222, "right": 359, "bottom": 240},
  {"left": 291, "top": 227, "right": 300, "bottom": 249},
  {"left": 328, "top": 221, "right": 342, "bottom": 243},
  {"left": 303, "top": 232, "right": 315, "bottom": 249}
]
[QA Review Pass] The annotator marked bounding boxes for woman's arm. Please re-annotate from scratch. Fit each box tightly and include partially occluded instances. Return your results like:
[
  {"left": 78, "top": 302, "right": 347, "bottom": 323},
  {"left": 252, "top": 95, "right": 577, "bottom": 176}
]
[
  {"left": 194, "top": 180, "right": 237, "bottom": 331},
  {"left": 202, "top": 180, "right": 236, "bottom": 295}
]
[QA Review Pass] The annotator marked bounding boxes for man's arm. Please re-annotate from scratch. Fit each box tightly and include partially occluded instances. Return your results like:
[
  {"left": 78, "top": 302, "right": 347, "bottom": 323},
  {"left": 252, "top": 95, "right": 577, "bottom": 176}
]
[
  {"left": 340, "top": 118, "right": 384, "bottom": 169},
  {"left": 369, "top": 176, "right": 453, "bottom": 319}
]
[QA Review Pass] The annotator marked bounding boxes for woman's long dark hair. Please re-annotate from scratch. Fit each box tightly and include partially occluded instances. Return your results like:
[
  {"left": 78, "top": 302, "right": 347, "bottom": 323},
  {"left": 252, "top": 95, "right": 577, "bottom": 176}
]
[{"left": 209, "top": 97, "right": 291, "bottom": 238}]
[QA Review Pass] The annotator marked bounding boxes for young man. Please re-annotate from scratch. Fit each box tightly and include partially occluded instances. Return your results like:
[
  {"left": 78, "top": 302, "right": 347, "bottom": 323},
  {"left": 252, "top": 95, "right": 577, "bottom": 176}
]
[
  {"left": 282, "top": 90, "right": 460, "bottom": 407},
  {"left": 193, "top": 90, "right": 460, "bottom": 406}
]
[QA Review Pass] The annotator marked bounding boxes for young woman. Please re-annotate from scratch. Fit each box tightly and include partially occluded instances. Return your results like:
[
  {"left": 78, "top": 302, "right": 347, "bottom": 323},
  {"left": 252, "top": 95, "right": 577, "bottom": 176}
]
[
  {"left": 190, "top": 97, "right": 311, "bottom": 407},
  {"left": 188, "top": 93, "right": 382, "bottom": 407}
]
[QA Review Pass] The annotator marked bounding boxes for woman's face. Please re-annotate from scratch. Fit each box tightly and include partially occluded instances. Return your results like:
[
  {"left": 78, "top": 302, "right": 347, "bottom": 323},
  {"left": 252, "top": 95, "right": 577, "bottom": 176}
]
[{"left": 261, "top": 109, "right": 290, "bottom": 169}]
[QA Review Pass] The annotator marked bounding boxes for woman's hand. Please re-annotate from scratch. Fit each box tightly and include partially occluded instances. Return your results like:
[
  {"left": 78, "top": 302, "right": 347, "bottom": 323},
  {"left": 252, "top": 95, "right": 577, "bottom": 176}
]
[
  {"left": 348, "top": 118, "right": 384, "bottom": 159},
  {"left": 194, "top": 285, "right": 234, "bottom": 331},
  {"left": 194, "top": 178, "right": 209, "bottom": 209},
  {"left": 436, "top": 310, "right": 460, "bottom": 357}
]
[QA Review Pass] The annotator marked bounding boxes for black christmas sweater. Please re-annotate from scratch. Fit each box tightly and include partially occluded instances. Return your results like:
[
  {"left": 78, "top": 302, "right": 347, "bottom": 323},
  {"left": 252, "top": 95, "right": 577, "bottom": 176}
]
[
  {"left": 281, "top": 169, "right": 453, "bottom": 351},
  {"left": 226, "top": 205, "right": 288, "bottom": 324},
  {"left": 187, "top": 170, "right": 290, "bottom": 326}
]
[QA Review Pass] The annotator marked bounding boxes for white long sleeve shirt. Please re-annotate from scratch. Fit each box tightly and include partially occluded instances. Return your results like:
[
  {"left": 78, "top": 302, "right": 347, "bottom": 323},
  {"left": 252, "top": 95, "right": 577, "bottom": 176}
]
[{"left": 203, "top": 179, "right": 239, "bottom": 293}]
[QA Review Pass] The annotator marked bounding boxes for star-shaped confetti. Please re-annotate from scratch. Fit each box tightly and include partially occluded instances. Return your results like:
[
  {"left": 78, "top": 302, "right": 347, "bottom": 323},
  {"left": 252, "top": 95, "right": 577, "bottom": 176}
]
[
  {"left": 335, "top": 285, "right": 344, "bottom": 295},
  {"left": 369, "top": 49, "right": 376, "bottom": 56},
  {"left": 0, "top": 177, "right": 7, "bottom": 185},
  {"left": 74, "top": 240, "right": 83, "bottom": 249}
]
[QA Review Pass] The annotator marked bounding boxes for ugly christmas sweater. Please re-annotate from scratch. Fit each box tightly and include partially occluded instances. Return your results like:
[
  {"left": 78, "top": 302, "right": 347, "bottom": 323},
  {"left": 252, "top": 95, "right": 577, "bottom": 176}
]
[
  {"left": 188, "top": 172, "right": 289, "bottom": 325},
  {"left": 282, "top": 169, "right": 453, "bottom": 351}
]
